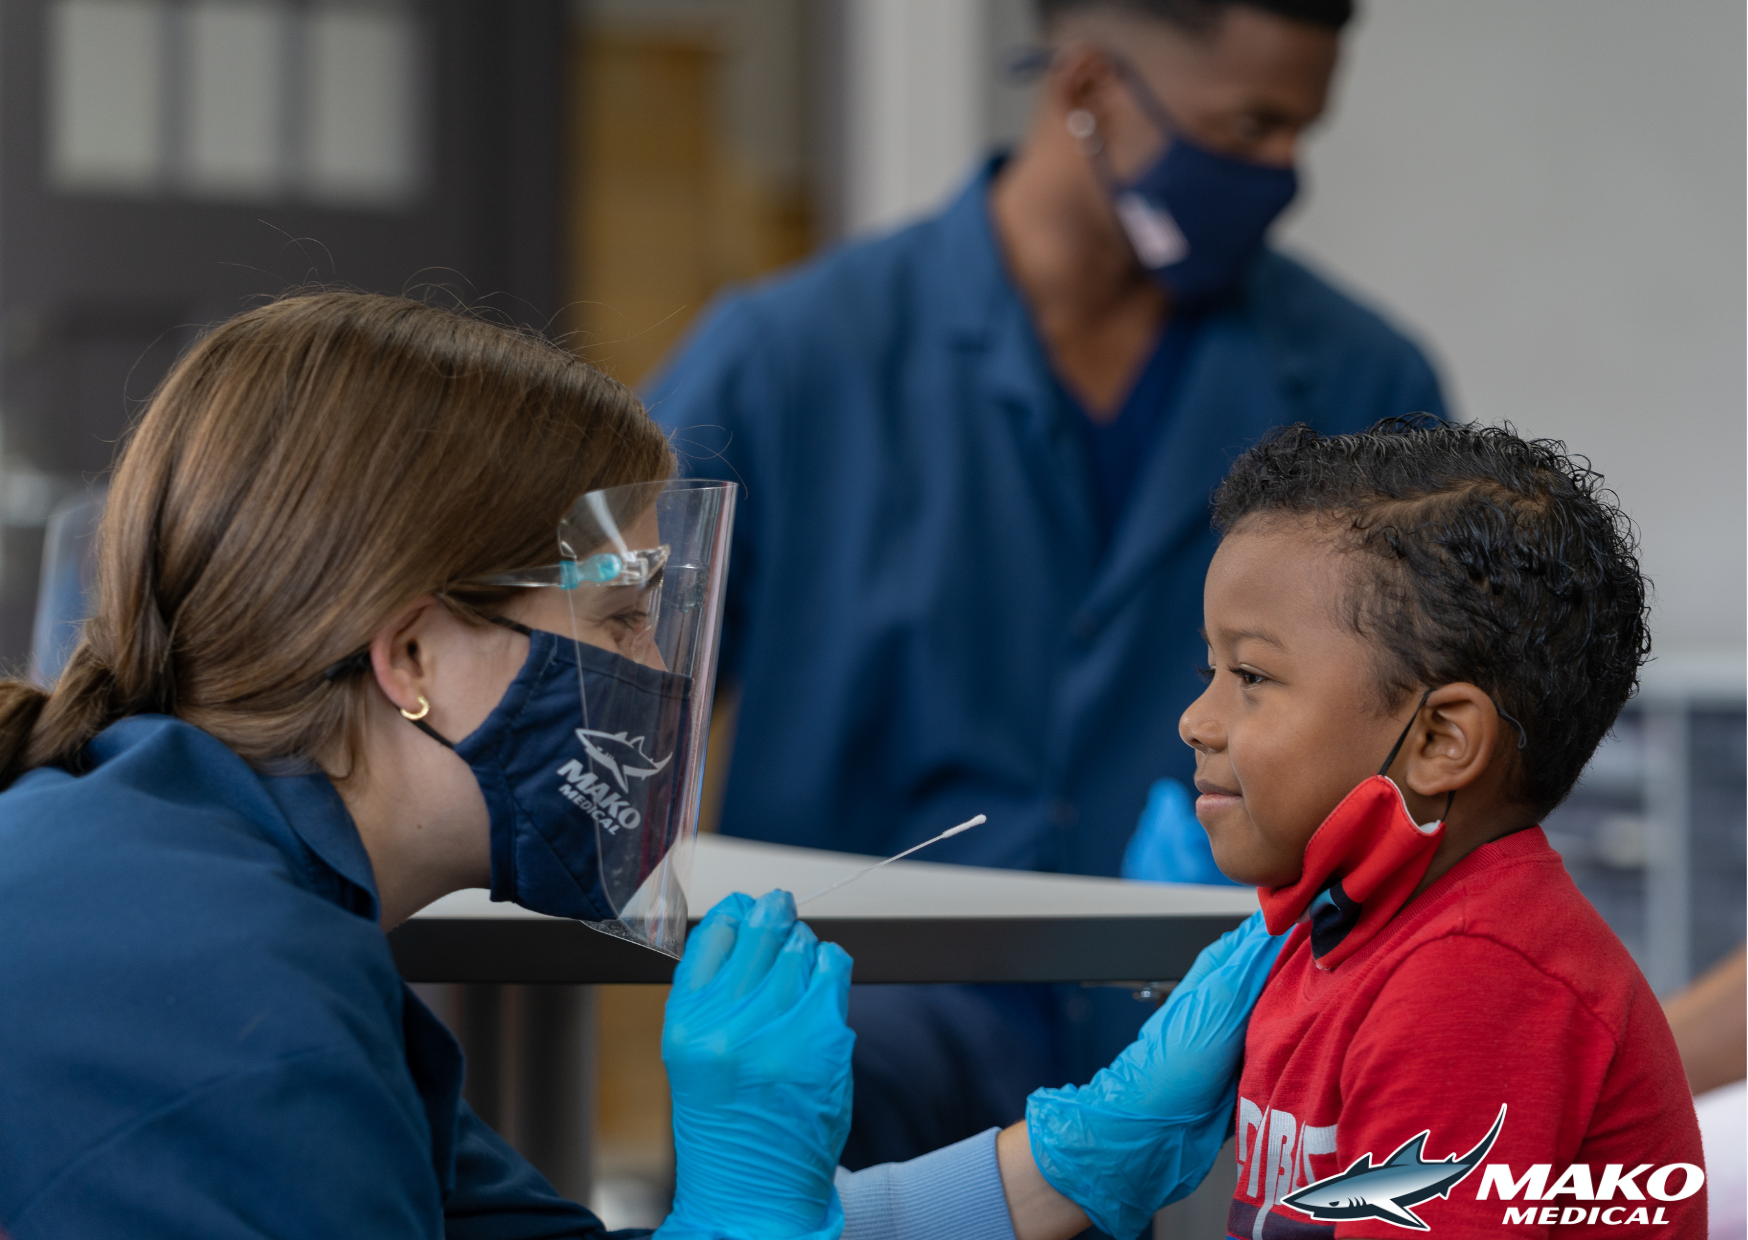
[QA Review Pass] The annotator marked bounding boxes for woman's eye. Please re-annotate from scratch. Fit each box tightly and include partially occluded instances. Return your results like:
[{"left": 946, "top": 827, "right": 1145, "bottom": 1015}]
[{"left": 1233, "top": 667, "right": 1267, "bottom": 688}]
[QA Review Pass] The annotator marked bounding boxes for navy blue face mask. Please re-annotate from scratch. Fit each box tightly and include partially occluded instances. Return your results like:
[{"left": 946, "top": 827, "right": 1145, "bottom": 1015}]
[
  {"left": 1086, "top": 58, "right": 1299, "bottom": 307},
  {"left": 400, "top": 617, "right": 695, "bottom": 922}
]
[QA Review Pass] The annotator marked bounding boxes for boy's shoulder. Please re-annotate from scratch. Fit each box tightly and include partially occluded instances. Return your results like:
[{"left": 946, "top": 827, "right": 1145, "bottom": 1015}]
[
  {"left": 1381, "top": 826, "right": 1647, "bottom": 1032},
  {"left": 1234, "top": 827, "right": 1701, "bottom": 1238}
]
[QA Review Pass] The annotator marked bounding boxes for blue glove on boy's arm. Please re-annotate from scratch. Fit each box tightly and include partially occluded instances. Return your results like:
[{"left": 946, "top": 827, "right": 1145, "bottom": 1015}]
[
  {"left": 1026, "top": 910, "right": 1285, "bottom": 1240},
  {"left": 655, "top": 889, "right": 856, "bottom": 1240}
]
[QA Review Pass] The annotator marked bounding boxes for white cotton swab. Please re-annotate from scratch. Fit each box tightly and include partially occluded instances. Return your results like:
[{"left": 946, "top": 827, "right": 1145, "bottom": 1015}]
[{"left": 795, "top": 815, "right": 987, "bottom": 907}]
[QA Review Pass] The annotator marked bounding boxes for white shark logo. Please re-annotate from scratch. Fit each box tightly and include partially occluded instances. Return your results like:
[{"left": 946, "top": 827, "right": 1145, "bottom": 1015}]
[
  {"left": 1279, "top": 1106, "right": 1506, "bottom": 1231},
  {"left": 575, "top": 728, "right": 672, "bottom": 793}
]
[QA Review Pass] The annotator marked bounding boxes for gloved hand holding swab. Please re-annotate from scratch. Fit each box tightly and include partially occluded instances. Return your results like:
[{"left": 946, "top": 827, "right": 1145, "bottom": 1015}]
[{"left": 795, "top": 814, "right": 987, "bottom": 906}]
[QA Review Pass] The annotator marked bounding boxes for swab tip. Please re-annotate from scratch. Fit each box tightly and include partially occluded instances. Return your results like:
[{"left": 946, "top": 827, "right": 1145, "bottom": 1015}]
[{"left": 795, "top": 812, "right": 989, "bottom": 904}]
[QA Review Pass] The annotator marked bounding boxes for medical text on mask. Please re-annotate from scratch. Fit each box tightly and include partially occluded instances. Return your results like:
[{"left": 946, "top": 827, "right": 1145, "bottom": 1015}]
[{"left": 555, "top": 759, "right": 643, "bottom": 833}]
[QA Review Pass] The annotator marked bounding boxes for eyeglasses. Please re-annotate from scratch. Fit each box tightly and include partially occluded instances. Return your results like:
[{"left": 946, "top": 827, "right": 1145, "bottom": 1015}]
[
  {"left": 474, "top": 545, "right": 670, "bottom": 591},
  {"left": 320, "top": 546, "right": 672, "bottom": 684}
]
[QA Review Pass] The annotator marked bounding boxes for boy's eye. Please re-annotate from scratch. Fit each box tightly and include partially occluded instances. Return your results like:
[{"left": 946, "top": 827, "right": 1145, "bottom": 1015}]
[{"left": 1195, "top": 663, "right": 1268, "bottom": 687}]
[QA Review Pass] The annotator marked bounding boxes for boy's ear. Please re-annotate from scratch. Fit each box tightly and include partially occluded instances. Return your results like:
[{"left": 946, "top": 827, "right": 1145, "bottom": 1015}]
[{"left": 1402, "top": 683, "right": 1501, "bottom": 800}]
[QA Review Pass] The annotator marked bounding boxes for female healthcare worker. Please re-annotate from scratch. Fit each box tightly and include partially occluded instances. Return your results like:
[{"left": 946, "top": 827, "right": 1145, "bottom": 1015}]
[{"left": 0, "top": 291, "right": 1280, "bottom": 1240}]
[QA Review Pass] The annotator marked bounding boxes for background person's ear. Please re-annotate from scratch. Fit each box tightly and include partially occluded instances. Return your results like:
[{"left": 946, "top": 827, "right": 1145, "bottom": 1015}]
[
  {"left": 1402, "top": 683, "right": 1499, "bottom": 800},
  {"left": 1050, "top": 45, "right": 1121, "bottom": 130}
]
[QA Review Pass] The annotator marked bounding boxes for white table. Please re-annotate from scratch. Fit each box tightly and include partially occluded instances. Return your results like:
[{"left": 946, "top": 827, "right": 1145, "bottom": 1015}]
[
  {"left": 394, "top": 836, "right": 1257, "bottom": 1206},
  {"left": 392, "top": 833, "right": 1259, "bottom": 985}
]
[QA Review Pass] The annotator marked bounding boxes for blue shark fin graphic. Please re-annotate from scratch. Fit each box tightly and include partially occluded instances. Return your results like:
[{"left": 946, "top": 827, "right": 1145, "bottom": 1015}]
[{"left": 1386, "top": 1133, "right": 1431, "bottom": 1167}]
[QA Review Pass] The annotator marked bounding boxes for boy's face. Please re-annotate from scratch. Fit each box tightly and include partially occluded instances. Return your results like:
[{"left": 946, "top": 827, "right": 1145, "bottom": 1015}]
[{"left": 1179, "top": 516, "right": 1420, "bottom": 887}]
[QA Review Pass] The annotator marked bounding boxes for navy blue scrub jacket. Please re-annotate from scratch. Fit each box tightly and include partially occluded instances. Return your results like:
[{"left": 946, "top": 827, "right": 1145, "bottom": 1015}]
[
  {"left": 646, "top": 162, "right": 1448, "bottom": 1168},
  {"left": 646, "top": 160, "right": 1447, "bottom": 879},
  {"left": 0, "top": 715, "right": 632, "bottom": 1240}
]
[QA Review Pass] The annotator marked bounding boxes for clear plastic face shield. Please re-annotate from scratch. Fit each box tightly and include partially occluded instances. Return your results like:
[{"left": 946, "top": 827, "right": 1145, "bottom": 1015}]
[{"left": 475, "top": 479, "right": 736, "bottom": 956}]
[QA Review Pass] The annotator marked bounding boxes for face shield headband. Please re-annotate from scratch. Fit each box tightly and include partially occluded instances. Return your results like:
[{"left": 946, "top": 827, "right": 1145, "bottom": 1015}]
[{"left": 323, "top": 478, "right": 738, "bottom": 957}]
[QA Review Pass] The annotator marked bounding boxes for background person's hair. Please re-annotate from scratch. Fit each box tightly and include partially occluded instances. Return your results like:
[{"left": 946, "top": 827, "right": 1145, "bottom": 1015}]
[
  {"left": 1211, "top": 417, "right": 1652, "bottom": 816},
  {"left": 1036, "top": 0, "right": 1355, "bottom": 35},
  {"left": 0, "top": 290, "right": 672, "bottom": 787}
]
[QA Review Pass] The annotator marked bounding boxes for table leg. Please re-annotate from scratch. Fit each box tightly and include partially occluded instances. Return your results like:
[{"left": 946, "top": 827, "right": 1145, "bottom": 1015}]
[{"left": 444, "top": 983, "right": 599, "bottom": 1204}]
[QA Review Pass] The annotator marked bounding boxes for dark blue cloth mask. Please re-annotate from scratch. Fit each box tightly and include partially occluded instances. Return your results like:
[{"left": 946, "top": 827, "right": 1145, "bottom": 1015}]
[
  {"left": 412, "top": 619, "right": 695, "bottom": 922},
  {"left": 1098, "top": 60, "right": 1299, "bottom": 307}
]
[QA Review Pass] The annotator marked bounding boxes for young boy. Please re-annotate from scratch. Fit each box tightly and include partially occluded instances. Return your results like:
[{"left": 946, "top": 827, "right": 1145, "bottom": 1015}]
[{"left": 1181, "top": 420, "right": 1705, "bottom": 1237}]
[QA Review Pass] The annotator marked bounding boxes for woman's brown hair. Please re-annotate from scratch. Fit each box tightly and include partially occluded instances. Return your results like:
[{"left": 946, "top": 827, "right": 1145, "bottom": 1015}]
[{"left": 0, "top": 290, "right": 672, "bottom": 785}]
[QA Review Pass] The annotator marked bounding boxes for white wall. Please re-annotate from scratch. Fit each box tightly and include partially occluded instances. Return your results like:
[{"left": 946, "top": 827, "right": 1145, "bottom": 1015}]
[
  {"left": 1278, "top": 0, "right": 1745, "bottom": 659},
  {"left": 841, "top": 0, "right": 985, "bottom": 234},
  {"left": 837, "top": 0, "right": 1039, "bottom": 232}
]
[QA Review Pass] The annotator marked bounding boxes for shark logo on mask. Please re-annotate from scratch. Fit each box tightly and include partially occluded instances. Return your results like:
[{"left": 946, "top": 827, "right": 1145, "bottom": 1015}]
[
  {"left": 1279, "top": 1106, "right": 1506, "bottom": 1231},
  {"left": 574, "top": 728, "right": 673, "bottom": 792}
]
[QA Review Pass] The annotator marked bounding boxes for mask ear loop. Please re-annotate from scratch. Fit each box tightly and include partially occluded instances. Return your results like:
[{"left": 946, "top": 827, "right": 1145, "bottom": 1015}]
[
  {"left": 1376, "top": 688, "right": 1434, "bottom": 778},
  {"left": 1495, "top": 701, "right": 1530, "bottom": 750},
  {"left": 1378, "top": 692, "right": 1531, "bottom": 827},
  {"left": 396, "top": 615, "right": 539, "bottom": 752},
  {"left": 1375, "top": 689, "right": 1456, "bottom": 824},
  {"left": 400, "top": 696, "right": 455, "bottom": 751},
  {"left": 1103, "top": 52, "right": 1181, "bottom": 142},
  {"left": 1066, "top": 43, "right": 1183, "bottom": 183}
]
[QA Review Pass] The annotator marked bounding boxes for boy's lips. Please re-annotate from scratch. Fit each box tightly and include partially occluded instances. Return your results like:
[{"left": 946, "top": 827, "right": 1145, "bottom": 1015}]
[{"left": 1193, "top": 779, "right": 1243, "bottom": 816}]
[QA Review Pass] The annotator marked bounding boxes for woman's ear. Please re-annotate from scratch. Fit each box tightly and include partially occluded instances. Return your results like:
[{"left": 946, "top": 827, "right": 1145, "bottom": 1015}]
[
  {"left": 1403, "top": 683, "right": 1500, "bottom": 800},
  {"left": 368, "top": 596, "right": 441, "bottom": 716}
]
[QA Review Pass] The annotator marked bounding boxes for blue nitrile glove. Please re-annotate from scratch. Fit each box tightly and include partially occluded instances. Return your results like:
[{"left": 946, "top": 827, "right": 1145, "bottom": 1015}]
[
  {"left": 1027, "top": 910, "right": 1286, "bottom": 1240},
  {"left": 655, "top": 889, "right": 856, "bottom": 1240},
  {"left": 1121, "top": 778, "right": 1244, "bottom": 886}
]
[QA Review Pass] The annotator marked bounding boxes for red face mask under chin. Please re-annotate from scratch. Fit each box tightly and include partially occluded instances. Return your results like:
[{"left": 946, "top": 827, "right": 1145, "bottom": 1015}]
[
  {"left": 1256, "top": 690, "right": 1447, "bottom": 971},
  {"left": 1257, "top": 773, "right": 1444, "bottom": 971}
]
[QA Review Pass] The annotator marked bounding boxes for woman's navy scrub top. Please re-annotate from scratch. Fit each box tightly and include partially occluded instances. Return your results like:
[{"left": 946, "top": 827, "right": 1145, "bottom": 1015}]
[{"left": 0, "top": 715, "right": 637, "bottom": 1240}]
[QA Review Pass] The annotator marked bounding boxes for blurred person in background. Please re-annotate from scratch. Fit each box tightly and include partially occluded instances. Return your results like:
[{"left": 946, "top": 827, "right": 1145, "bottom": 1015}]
[
  {"left": 1666, "top": 946, "right": 1747, "bottom": 1239},
  {"left": 647, "top": 0, "right": 1447, "bottom": 1169}
]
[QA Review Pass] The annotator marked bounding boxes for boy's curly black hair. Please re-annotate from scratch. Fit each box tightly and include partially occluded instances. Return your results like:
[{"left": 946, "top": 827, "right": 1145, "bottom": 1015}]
[{"left": 1212, "top": 416, "right": 1652, "bottom": 816}]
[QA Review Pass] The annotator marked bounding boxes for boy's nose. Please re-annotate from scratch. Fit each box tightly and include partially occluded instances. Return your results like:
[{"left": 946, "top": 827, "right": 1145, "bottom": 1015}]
[{"left": 1179, "top": 693, "right": 1225, "bottom": 753}]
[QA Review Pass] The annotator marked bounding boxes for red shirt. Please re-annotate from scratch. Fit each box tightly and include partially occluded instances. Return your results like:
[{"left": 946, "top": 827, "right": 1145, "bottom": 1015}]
[{"left": 1230, "top": 828, "right": 1705, "bottom": 1238}]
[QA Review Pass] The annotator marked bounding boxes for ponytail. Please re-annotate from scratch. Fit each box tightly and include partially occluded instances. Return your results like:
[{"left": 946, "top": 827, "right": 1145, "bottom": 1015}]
[
  {"left": 25, "top": 642, "right": 132, "bottom": 775},
  {"left": 0, "top": 681, "right": 48, "bottom": 787},
  {"left": 0, "top": 635, "right": 136, "bottom": 789}
]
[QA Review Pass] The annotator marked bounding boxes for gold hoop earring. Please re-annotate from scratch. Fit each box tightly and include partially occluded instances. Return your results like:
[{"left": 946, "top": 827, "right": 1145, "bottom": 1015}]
[{"left": 400, "top": 696, "right": 431, "bottom": 722}]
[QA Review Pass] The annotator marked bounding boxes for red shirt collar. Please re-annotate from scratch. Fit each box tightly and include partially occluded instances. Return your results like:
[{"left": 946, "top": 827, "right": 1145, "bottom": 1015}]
[{"left": 1257, "top": 775, "right": 1444, "bottom": 970}]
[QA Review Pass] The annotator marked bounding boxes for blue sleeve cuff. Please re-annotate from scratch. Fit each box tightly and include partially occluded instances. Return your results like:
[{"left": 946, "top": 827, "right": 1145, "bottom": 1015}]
[{"left": 835, "top": 1127, "right": 1015, "bottom": 1240}]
